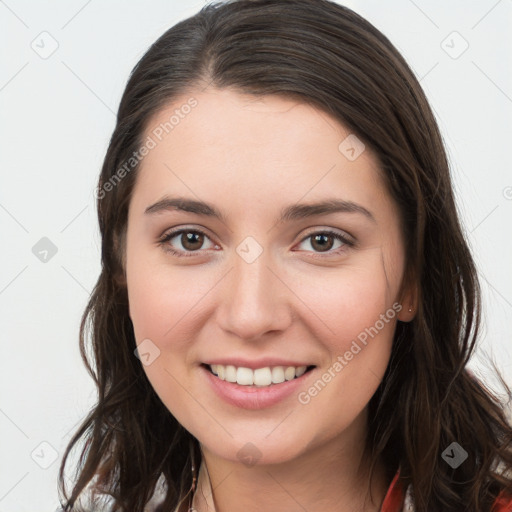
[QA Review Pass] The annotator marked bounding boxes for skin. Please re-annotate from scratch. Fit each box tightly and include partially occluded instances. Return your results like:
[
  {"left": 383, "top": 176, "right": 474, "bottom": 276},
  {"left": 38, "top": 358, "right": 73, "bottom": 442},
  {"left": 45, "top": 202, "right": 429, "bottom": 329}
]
[{"left": 125, "top": 88, "right": 416, "bottom": 511}]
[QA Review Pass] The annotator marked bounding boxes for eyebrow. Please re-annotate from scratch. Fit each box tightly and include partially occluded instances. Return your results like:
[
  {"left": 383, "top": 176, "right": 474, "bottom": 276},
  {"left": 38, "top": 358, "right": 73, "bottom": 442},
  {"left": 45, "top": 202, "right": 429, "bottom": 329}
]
[{"left": 144, "top": 196, "right": 376, "bottom": 223}]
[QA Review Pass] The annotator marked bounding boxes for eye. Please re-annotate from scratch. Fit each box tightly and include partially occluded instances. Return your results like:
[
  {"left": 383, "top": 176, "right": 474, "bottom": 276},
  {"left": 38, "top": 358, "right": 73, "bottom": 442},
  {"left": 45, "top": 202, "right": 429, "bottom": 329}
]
[
  {"left": 158, "top": 228, "right": 218, "bottom": 257},
  {"left": 158, "top": 227, "right": 354, "bottom": 258},
  {"left": 295, "top": 230, "right": 353, "bottom": 255}
]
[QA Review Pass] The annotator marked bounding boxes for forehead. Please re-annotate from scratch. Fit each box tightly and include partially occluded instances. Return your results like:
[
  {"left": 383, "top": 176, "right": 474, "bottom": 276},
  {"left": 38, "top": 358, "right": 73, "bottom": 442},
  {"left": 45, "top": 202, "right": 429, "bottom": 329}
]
[
  {"left": 144, "top": 88, "right": 345, "bottom": 162},
  {"left": 132, "top": 87, "right": 391, "bottom": 222}
]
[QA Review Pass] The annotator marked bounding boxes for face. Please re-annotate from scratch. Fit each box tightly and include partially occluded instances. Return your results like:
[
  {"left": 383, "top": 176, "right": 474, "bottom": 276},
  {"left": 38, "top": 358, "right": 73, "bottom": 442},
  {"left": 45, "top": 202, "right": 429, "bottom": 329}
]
[{"left": 125, "top": 88, "right": 413, "bottom": 466}]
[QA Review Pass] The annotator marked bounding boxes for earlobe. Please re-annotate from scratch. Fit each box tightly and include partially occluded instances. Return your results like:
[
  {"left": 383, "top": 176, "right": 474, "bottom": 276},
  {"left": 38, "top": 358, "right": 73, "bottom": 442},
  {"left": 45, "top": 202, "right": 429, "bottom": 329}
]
[
  {"left": 397, "top": 303, "right": 416, "bottom": 322},
  {"left": 397, "top": 276, "right": 418, "bottom": 322}
]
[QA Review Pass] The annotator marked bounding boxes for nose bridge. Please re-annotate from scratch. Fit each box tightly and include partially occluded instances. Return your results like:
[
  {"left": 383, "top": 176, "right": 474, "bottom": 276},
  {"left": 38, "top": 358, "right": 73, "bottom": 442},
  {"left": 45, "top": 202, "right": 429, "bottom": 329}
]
[{"left": 216, "top": 249, "right": 290, "bottom": 340}]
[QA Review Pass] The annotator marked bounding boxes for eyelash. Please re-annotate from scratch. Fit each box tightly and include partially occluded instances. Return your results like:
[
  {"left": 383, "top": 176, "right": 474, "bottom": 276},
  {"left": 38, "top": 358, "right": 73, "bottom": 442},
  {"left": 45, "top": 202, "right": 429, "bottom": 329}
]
[{"left": 157, "top": 227, "right": 354, "bottom": 259}]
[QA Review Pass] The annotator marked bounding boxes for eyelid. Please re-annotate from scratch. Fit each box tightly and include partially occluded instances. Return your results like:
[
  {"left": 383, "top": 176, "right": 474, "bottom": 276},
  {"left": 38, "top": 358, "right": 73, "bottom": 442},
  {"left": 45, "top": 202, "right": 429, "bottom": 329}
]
[
  {"left": 297, "top": 226, "right": 355, "bottom": 246},
  {"left": 158, "top": 225, "right": 215, "bottom": 242}
]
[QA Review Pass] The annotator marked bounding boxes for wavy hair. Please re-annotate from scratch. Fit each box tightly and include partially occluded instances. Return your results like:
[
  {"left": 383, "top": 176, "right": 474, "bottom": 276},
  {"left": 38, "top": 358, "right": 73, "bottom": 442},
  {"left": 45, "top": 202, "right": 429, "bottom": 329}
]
[{"left": 58, "top": 1, "right": 512, "bottom": 510}]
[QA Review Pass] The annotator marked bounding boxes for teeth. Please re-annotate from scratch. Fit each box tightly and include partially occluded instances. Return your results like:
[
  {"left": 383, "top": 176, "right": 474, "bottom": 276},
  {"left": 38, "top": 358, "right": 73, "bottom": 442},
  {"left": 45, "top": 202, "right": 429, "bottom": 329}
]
[
  {"left": 237, "top": 367, "right": 254, "bottom": 385},
  {"left": 209, "top": 364, "right": 309, "bottom": 386},
  {"left": 295, "top": 366, "right": 307, "bottom": 377},
  {"left": 271, "top": 366, "right": 285, "bottom": 383},
  {"left": 284, "top": 366, "right": 296, "bottom": 381},
  {"left": 225, "top": 365, "right": 237, "bottom": 383},
  {"left": 254, "top": 367, "right": 272, "bottom": 386}
]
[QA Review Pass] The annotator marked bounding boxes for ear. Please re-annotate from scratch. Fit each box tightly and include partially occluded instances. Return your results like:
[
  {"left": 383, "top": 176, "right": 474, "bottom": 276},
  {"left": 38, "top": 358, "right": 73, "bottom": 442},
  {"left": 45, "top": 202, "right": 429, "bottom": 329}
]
[{"left": 396, "top": 269, "right": 418, "bottom": 322}]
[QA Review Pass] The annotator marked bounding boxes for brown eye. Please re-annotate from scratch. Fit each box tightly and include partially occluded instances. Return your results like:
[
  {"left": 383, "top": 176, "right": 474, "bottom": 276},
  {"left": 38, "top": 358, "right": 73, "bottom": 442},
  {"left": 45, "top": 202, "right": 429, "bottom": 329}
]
[
  {"left": 181, "top": 231, "right": 204, "bottom": 251},
  {"left": 159, "top": 228, "right": 217, "bottom": 257},
  {"left": 295, "top": 230, "right": 353, "bottom": 256},
  {"left": 310, "top": 233, "right": 335, "bottom": 252}
]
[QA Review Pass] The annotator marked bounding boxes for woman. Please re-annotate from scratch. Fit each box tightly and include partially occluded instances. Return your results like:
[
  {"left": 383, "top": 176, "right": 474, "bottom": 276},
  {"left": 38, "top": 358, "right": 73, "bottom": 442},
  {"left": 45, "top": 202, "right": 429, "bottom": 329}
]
[{"left": 58, "top": 0, "right": 512, "bottom": 510}]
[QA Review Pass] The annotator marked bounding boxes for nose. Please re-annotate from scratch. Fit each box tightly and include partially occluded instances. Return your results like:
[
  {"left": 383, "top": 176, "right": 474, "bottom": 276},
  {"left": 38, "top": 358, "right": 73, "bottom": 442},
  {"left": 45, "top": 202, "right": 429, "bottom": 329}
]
[{"left": 215, "top": 250, "right": 293, "bottom": 341}]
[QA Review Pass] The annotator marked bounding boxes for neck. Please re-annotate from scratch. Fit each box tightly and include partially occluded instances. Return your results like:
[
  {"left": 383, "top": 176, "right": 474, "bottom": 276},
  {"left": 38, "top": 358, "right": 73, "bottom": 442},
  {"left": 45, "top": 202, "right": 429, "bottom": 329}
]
[{"left": 192, "top": 410, "right": 390, "bottom": 512}]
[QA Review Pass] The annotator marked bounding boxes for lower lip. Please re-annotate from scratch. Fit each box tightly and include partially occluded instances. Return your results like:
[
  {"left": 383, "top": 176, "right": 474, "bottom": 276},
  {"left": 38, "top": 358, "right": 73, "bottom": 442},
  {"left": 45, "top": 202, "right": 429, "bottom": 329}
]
[{"left": 201, "top": 365, "right": 314, "bottom": 410}]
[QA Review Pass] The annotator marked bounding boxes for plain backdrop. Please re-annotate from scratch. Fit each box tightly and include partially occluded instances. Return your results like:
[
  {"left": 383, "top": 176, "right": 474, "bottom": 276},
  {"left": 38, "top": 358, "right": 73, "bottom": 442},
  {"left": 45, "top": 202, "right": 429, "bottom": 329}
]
[{"left": 1, "top": 1, "right": 511, "bottom": 510}]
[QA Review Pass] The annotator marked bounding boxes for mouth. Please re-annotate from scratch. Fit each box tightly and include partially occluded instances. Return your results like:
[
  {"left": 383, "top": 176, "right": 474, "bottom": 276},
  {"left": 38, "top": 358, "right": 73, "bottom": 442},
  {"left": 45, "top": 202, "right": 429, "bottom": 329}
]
[{"left": 201, "top": 363, "right": 316, "bottom": 388}]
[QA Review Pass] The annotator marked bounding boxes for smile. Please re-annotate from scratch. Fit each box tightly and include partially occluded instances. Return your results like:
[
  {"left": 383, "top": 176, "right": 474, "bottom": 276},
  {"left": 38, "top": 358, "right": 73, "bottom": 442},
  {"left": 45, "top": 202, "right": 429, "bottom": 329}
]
[{"left": 205, "top": 363, "right": 315, "bottom": 387}]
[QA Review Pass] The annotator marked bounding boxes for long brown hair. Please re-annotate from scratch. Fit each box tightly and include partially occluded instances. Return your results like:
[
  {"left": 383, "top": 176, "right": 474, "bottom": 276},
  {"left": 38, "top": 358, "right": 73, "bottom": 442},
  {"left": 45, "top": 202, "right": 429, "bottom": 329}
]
[{"left": 58, "top": 1, "right": 512, "bottom": 510}]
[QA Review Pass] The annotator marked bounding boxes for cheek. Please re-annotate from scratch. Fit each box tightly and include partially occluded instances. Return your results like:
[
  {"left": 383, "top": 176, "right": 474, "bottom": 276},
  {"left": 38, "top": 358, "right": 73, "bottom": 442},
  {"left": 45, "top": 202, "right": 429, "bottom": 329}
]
[
  {"left": 126, "top": 260, "right": 210, "bottom": 421},
  {"left": 127, "top": 255, "right": 213, "bottom": 345},
  {"left": 292, "top": 256, "right": 399, "bottom": 417},
  {"left": 126, "top": 254, "right": 224, "bottom": 418},
  {"left": 295, "top": 252, "right": 398, "bottom": 351}
]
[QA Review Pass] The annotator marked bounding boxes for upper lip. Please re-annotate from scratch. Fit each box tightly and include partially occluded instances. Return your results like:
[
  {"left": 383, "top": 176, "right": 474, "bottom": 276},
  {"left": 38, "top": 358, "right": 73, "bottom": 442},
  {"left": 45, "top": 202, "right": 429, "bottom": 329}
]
[{"left": 202, "top": 358, "right": 315, "bottom": 370}]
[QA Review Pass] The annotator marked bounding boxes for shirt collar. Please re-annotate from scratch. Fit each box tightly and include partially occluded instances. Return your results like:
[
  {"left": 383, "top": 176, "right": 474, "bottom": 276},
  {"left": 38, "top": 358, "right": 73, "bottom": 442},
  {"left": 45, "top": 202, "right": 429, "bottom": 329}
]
[{"left": 380, "top": 470, "right": 409, "bottom": 511}]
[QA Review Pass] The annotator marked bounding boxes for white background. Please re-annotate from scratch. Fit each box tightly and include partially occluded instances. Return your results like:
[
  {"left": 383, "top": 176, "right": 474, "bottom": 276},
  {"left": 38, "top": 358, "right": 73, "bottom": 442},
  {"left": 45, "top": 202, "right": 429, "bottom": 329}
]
[{"left": 1, "top": 1, "right": 511, "bottom": 510}]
